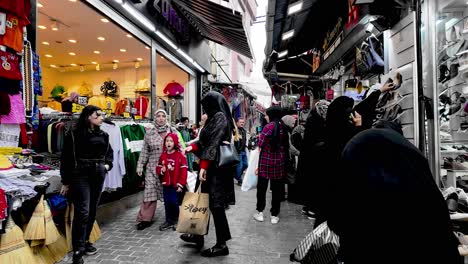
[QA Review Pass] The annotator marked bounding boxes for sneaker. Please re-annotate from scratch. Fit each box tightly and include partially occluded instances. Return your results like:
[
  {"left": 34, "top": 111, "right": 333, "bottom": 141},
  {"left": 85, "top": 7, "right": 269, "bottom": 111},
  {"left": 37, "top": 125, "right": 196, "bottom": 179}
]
[
  {"left": 72, "top": 251, "right": 84, "bottom": 264},
  {"left": 253, "top": 212, "right": 264, "bottom": 222},
  {"left": 84, "top": 242, "right": 98, "bottom": 255},
  {"left": 159, "top": 222, "right": 175, "bottom": 231},
  {"left": 271, "top": 216, "right": 280, "bottom": 224}
]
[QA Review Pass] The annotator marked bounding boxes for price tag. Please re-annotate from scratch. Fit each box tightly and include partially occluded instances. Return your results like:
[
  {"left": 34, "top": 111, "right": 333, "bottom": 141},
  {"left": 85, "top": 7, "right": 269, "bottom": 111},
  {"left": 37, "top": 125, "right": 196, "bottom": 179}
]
[
  {"left": 134, "top": 115, "right": 142, "bottom": 120},
  {"left": 125, "top": 105, "right": 130, "bottom": 112},
  {"left": 72, "top": 104, "right": 84, "bottom": 113},
  {"left": 78, "top": 96, "right": 88, "bottom": 105},
  {"left": 123, "top": 112, "right": 130, "bottom": 118}
]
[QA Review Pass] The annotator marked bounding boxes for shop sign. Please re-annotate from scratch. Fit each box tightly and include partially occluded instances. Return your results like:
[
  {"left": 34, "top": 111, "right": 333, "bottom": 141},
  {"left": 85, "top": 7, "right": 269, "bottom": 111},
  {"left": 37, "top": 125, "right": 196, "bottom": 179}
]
[
  {"left": 147, "top": 0, "right": 190, "bottom": 43},
  {"left": 312, "top": 51, "right": 321, "bottom": 73},
  {"left": 322, "top": 18, "right": 343, "bottom": 53},
  {"left": 323, "top": 32, "right": 343, "bottom": 61},
  {"left": 123, "top": 112, "right": 131, "bottom": 118},
  {"left": 77, "top": 96, "right": 88, "bottom": 105},
  {"left": 134, "top": 115, "right": 142, "bottom": 120}
]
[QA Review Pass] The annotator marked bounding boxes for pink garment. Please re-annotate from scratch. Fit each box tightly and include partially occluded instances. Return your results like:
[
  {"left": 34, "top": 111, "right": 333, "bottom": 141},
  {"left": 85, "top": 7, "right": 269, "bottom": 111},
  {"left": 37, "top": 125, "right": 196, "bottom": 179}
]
[
  {"left": 0, "top": 93, "right": 25, "bottom": 124},
  {"left": 136, "top": 201, "right": 157, "bottom": 222}
]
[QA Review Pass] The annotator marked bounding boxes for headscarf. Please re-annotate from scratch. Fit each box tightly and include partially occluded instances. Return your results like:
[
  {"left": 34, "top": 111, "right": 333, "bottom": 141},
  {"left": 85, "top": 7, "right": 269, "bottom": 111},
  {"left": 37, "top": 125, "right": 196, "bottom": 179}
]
[
  {"left": 315, "top": 100, "right": 330, "bottom": 120},
  {"left": 281, "top": 115, "right": 296, "bottom": 129},
  {"left": 62, "top": 92, "right": 79, "bottom": 103},
  {"left": 266, "top": 106, "right": 286, "bottom": 151},
  {"left": 201, "top": 91, "right": 235, "bottom": 135},
  {"left": 155, "top": 109, "right": 169, "bottom": 133},
  {"left": 332, "top": 128, "right": 461, "bottom": 263}
]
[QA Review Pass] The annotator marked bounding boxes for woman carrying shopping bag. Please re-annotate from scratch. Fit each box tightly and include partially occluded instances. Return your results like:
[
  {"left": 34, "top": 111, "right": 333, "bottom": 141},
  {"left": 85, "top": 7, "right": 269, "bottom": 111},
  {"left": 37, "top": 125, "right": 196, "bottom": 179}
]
[{"left": 183, "top": 91, "right": 237, "bottom": 257}]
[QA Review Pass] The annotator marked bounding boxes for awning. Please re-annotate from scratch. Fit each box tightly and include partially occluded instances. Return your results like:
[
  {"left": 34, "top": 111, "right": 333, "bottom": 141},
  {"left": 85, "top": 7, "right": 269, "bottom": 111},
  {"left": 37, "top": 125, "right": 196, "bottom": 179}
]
[{"left": 172, "top": 0, "right": 253, "bottom": 59}]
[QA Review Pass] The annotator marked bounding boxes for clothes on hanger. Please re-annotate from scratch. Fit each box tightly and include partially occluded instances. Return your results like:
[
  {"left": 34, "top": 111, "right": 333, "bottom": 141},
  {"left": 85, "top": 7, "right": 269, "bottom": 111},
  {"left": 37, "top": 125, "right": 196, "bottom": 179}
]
[
  {"left": 135, "top": 96, "right": 148, "bottom": 118},
  {"left": 0, "top": 124, "right": 20, "bottom": 147},
  {"left": 0, "top": 13, "right": 28, "bottom": 53},
  {"left": 88, "top": 95, "right": 116, "bottom": 112},
  {"left": 120, "top": 124, "right": 146, "bottom": 187},
  {"left": 168, "top": 98, "right": 182, "bottom": 123},
  {"left": 101, "top": 123, "right": 126, "bottom": 191},
  {"left": 0, "top": 93, "right": 25, "bottom": 124}
]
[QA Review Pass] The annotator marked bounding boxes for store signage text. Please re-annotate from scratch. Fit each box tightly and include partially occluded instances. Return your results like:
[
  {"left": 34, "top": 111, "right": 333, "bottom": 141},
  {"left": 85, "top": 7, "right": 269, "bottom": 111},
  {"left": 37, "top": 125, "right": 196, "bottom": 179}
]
[
  {"left": 147, "top": 0, "right": 190, "bottom": 43},
  {"left": 323, "top": 18, "right": 343, "bottom": 52}
]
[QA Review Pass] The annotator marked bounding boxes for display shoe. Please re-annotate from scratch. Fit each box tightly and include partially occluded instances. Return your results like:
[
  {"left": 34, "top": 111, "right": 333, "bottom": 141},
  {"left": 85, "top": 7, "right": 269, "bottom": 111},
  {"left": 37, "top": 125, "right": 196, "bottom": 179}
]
[
  {"left": 84, "top": 242, "right": 98, "bottom": 255},
  {"left": 201, "top": 244, "right": 229, "bottom": 257},
  {"left": 136, "top": 221, "right": 152, "bottom": 230},
  {"left": 72, "top": 251, "right": 84, "bottom": 264},
  {"left": 439, "top": 64, "right": 451, "bottom": 83},
  {"left": 159, "top": 222, "right": 175, "bottom": 231},
  {"left": 180, "top": 234, "right": 204, "bottom": 248}
]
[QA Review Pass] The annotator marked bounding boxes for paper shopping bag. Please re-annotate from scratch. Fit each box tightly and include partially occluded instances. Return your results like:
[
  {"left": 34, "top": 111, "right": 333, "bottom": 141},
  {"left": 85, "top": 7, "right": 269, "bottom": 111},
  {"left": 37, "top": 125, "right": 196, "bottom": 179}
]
[{"left": 176, "top": 186, "right": 210, "bottom": 235}]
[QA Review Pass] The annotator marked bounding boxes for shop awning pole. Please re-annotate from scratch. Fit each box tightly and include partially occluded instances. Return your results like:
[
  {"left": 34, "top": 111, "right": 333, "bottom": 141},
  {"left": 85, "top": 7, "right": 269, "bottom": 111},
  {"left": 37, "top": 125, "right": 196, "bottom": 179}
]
[{"left": 211, "top": 54, "right": 233, "bottom": 83}]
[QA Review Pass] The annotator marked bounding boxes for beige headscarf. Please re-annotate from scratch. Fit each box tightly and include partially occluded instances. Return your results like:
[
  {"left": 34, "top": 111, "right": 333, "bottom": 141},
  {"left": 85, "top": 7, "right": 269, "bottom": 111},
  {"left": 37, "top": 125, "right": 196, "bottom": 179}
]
[{"left": 281, "top": 115, "right": 297, "bottom": 129}]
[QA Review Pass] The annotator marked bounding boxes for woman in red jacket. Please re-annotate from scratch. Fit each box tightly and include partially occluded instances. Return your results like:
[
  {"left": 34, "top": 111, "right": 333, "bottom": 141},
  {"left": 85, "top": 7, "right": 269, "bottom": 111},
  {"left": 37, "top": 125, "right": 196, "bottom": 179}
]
[{"left": 156, "top": 133, "right": 188, "bottom": 231}]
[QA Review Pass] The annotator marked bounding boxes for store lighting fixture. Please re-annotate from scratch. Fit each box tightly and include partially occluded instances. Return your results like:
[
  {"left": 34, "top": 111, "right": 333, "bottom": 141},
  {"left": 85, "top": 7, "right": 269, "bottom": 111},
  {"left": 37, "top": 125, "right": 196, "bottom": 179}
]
[
  {"left": 156, "top": 30, "right": 178, "bottom": 50},
  {"left": 51, "top": 21, "right": 59, "bottom": 31},
  {"left": 91, "top": 61, "right": 97, "bottom": 64},
  {"left": 69, "top": 52, "right": 76, "bottom": 56},
  {"left": 94, "top": 50, "right": 101, "bottom": 54},
  {"left": 42, "top": 41, "right": 50, "bottom": 45},
  {"left": 69, "top": 0, "right": 77, "bottom": 2},
  {"left": 278, "top": 50, "right": 288, "bottom": 58},
  {"left": 97, "top": 37, "right": 105, "bottom": 41},
  {"left": 38, "top": 3, "right": 43, "bottom": 8},
  {"left": 137, "top": 58, "right": 143, "bottom": 61},
  {"left": 192, "top": 61, "right": 205, "bottom": 73},
  {"left": 96, "top": 64, "right": 101, "bottom": 71},
  {"left": 101, "top": 18, "right": 109, "bottom": 23},
  {"left": 45, "top": 54, "right": 53, "bottom": 58},
  {"left": 113, "top": 60, "right": 119, "bottom": 63},
  {"left": 113, "top": 63, "right": 118, "bottom": 70},
  {"left": 68, "top": 39, "right": 77, "bottom": 43},
  {"left": 135, "top": 61, "right": 141, "bottom": 69},
  {"left": 177, "top": 49, "right": 193, "bottom": 63},
  {"left": 80, "top": 65, "right": 85, "bottom": 72},
  {"left": 120, "top": 49, "right": 127, "bottom": 52},
  {"left": 282, "top": 30, "right": 294, "bottom": 41},
  {"left": 70, "top": 63, "right": 77, "bottom": 66},
  {"left": 127, "top": 34, "right": 133, "bottom": 38},
  {"left": 50, "top": 65, "right": 57, "bottom": 68},
  {"left": 287, "top": 1, "right": 303, "bottom": 16},
  {"left": 114, "top": 0, "right": 124, "bottom": 4},
  {"left": 38, "top": 25, "right": 47, "bottom": 30},
  {"left": 122, "top": 2, "right": 156, "bottom": 31},
  {"left": 145, "top": 46, "right": 150, "bottom": 50}
]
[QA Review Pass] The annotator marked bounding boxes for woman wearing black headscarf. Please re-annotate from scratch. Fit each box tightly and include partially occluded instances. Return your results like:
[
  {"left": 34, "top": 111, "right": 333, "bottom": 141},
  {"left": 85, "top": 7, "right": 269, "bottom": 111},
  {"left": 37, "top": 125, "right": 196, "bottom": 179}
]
[
  {"left": 182, "top": 91, "right": 235, "bottom": 257},
  {"left": 328, "top": 128, "right": 462, "bottom": 264}
]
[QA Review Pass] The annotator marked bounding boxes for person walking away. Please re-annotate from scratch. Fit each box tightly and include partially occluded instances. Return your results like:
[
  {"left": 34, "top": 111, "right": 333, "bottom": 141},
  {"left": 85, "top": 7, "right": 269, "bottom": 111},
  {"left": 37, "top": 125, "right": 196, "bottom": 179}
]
[
  {"left": 253, "top": 106, "right": 288, "bottom": 224},
  {"left": 235, "top": 117, "right": 248, "bottom": 186},
  {"left": 329, "top": 126, "right": 462, "bottom": 264},
  {"left": 136, "top": 109, "right": 182, "bottom": 230},
  {"left": 60, "top": 106, "right": 113, "bottom": 264},
  {"left": 156, "top": 133, "right": 188, "bottom": 231},
  {"left": 182, "top": 91, "right": 236, "bottom": 257}
]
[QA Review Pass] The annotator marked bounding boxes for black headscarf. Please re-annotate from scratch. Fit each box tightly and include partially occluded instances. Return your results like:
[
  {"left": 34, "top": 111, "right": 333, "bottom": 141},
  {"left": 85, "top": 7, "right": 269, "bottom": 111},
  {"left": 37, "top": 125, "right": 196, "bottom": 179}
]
[
  {"left": 265, "top": 106, "right": 286, "bottom": 151},
  {"left": 201, "top": 91, "right": 235, "bottom": 134},
  {"left": 329, "top": 128, "right": 462, "bottom": 264}
]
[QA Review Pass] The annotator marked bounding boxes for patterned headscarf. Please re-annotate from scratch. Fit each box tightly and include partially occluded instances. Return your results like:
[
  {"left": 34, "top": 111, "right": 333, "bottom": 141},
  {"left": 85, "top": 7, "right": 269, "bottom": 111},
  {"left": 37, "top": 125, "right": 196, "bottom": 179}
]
[
  {"left": 155, "top": 109, "right": 169, "bottom": 133},
  {"left": 315, "top": 100, "right": 330, "bottom": 120}
]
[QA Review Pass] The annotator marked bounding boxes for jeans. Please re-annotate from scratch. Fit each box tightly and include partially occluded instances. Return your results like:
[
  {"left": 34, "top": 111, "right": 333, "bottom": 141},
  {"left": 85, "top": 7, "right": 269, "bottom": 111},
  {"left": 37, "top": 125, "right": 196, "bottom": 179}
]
[
  {"left": 70, "top": 163, "right": 106, "bottom": 252},
  {"left": 256, "top": 176, "right": 284, "bottom": 217},
  {"left": 235, "top": 151, "right": 248, "bottom": 183},
  {"left": 163, "top": 186, "right": 180, "bottom": 224}
]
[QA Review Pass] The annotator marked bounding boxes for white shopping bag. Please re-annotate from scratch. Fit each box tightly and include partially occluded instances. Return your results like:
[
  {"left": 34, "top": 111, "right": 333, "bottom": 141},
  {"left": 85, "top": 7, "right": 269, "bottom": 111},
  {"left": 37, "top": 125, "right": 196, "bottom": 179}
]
[
  {"left": 187, "top": 171, "right": 197, "bottom": 192},
  {"left": 241, "top": 148, "right": 259, "bottom": 192}
]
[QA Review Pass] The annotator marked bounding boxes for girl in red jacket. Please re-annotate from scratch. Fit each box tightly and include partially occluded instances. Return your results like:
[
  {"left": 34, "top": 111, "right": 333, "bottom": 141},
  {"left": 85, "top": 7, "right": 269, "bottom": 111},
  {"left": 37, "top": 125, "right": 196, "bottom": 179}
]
[{"left": 156, "top": 133, "right": 188, "bottom": 231}]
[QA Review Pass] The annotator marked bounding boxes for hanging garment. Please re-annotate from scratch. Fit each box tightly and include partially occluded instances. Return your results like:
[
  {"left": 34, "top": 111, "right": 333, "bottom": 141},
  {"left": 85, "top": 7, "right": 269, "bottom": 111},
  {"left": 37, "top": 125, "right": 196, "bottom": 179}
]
[
  {"left": 88, "top": 96, "right": 116, "bottom": 112},
  {"left": 0, "top": 124, "right": 20, "bottom": 147},
  {"left": 134, "top": 96, "right": 148, "bottom": 117},
  {"left": 0, "top": 0, "right": 31, "bottom": 25},
  {"left": 169, "top": 99, "right": 182, "bottom": 122},
  {"left": 0, "top": 50, "right": 22, "bottom": 80},
  {"left": 21, "top": 41, "right": 34, "bottom": 116},
  {"left": 101, "top": 123, "right": 126, "bottom": 191},
  {"left": 163, "top": 82, "right": 185, "bottom": 97},
  {"left": 120, "top": 124, "right": 146, "bottom": 188},
  {"left": 114, "top": 99, "right": 128, "bottom": 116},
  {"left": 0, "top": 14, "right": 26, "bottom": 53},
  {"left": 0, "top": 93, "right": 25, "bottom": 124}
]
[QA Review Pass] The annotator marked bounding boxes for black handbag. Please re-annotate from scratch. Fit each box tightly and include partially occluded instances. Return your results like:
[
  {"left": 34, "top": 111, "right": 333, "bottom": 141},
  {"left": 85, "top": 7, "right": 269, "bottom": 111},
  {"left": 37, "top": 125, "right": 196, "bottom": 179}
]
[{"left": 217, "top": 142, "right": 240, "bottom": 168}]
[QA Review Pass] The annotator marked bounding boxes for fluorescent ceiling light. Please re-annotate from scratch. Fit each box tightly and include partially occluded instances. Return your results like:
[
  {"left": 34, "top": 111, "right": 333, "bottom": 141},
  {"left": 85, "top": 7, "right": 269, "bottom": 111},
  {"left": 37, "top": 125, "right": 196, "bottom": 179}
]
[
  {"left": 38, "top": 3, "right": 43, "bottom": 8},
  {"left": 38, "top": 25, "right": 47, "bottom": 29},
  {"left": 50, "top": 65, "right": 57, "bottom": 68},
  {"left": 97, "top": 37, "right": 105, "bottom": 41},
  {"left": 137, "top": 58, "right": 143, "bottom": 61},
  {"left": 42, "top": 41, "right": 50, "bottom": 45},
  {"left": 146, "top": 46, "right": 150, "bottom": 50},
  {"left": 91, "top": 61, "right": 97, "bottom": 64},
  {"left": 94, "top": 50, "right": 101, "bottom": 54},
  {"left": 287, "top": 1, "right": 303, "bottom": 16},
  {"left": 278, "top": 50, "right": 288, "bottom": 58},
  {"left": 113, "top": 60, "right": 120, "bottom": 63},
  {"left": 68, "top": 39, "right": 77, "bottom": 43},
  {"left": 126, "top": 34, "right": 133, "bottom": 38},
  {"left": 156, "top": 31, "right": 178, "bottom": 50},
  {"left": 101, "top": 18, "right": 109, "bottom": 23},
  {"left": 69, "top": 52, "right": 76, "bottom": 56},
  {"left": 192, "top": 61, "right": 205, "bottom": 73},
  {"left": 45, "top": 54, "right": 53, "bottom": 58},
  {"left": 282, "top": 30, "right": 294, "bottom": 41},
  {"left": 70, "top": 63, "right": 77, "bottom": 66},
  {"left": 122, "top": 2, "right": 156, "bottom": 31},
  {"left": 120, "top": 49, "right": 127, "bottom": 52}
]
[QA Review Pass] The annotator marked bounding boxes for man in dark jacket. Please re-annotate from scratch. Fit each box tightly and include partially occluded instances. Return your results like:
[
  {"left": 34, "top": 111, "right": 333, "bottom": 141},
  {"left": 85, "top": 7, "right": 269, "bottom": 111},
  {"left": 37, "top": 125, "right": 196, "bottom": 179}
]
[{"left": 235, "top": 117, "right": 248, "bottom": 186}]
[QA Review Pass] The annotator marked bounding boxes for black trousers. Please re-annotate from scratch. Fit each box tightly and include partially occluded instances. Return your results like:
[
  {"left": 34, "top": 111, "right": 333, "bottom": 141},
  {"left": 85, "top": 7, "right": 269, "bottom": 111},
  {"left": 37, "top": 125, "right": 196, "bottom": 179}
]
[
  {"left": 256, "top": 176, "right": 284, "bottom": 216},
  {"left": 70, "top": 163, "right": 106, "bottom": 252}
]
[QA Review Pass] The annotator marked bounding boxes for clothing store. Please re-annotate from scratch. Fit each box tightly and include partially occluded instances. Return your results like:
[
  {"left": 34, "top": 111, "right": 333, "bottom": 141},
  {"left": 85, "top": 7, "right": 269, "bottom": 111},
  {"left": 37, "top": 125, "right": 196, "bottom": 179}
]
[{"left": 0, "top": 0, "right": 252, "bottom": 262}]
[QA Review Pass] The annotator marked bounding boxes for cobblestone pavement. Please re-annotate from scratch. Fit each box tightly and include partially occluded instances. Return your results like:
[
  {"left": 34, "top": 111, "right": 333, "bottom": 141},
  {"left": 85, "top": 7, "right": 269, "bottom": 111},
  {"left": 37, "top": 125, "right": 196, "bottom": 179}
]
[{"left": 62, "top": 185, "right": 314, "bottom": 264}]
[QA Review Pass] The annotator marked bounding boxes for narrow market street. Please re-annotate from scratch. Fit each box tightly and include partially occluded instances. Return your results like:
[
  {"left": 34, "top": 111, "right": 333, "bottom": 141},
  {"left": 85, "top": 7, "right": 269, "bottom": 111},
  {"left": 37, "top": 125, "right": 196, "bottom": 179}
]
[{"left": 62, "top": 186, "right": 313, "bottom": 264}]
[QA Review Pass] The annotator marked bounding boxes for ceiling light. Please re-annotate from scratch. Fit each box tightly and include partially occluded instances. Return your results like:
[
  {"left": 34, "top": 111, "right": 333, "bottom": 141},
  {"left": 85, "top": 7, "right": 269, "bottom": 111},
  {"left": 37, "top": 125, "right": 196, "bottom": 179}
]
[
  {"left": 96, "top": 64, "right": 101, "bottom": 71},
  {"left": 156, "top": 31, "right": 178, "bottom": 50},
  {"left": 122, "top": 2, "right": 156, "bottom": 31},
  {"left": 38, "top": 25, "right": 47, "bottom": 30},
  {"left": 70, "top": 63, "right": 77, "bottom": 66},
  {"left": 146, "top": 46, "right": 150, "bottom": 50},
  {"left": 42, "top": 41, "right": 50, "bottom": 45},
  {"left": 69, "top": 0, "right": 77, "bottom": 2},
  {"left": 80, "top": 65, "right": 85, "bottom": 72},
  {"left": 101, "top": 18, "right": 109, "bottom": 23},
  {"left": 94, "top": 50, "right": 101, "bottom": 54},
  {"left": 137, "top": 58, "right": 143, "bottom": 61},
  {"left": 160, "top": 56, "right": 165, "bottom": 60},
  {"left": 135, "top": 61, "right": 141, "bottom": 69},
  {"left": 68, "top": 39, "right": 77, "bottom": 43},
  {"left": 278, "top": 50, "right": 288, "bottom": 58},
  {"left": 120, "top": 49, "right": 127, "bottom": 52},
  {"left": 69, "top": 52, "right": 76, "bottom": 56},
  {"left": 114, "top": 0, "right": 124, "bottom": 4},
  {"left": 51, "top": 21, "right": 59, "bottom": 31},
  {"left": 91, "top": 61, "right": 97, "bottom": 64},
  {"left": 50, "top": 65, "right": 57, "bottom": 68},
  {"left": 192, "top": 61, "right": 205, "bottom": 73},
  {"left": 282, "top": 30, "right": 295, "bottom": 41},
  {"left": 126, "top": 34, "right": 133, "bottom": 38},
  {"left": 45, "top": 54, "right": 53, "bottom": 58},
  {"left": 113, "top": 63, "right": 118, "bottom": 70},
  {"left": 113, "top": 60, "right": 119, "bottom": 63},
  {"left": 287, "top": 1, "right": 303, "bottom": 15},
  {"left": 38, "top": 3, "right": 44, "bottom": 8},
  {"left": 97, "top": 37, "right": 105, "bottom": 41}
]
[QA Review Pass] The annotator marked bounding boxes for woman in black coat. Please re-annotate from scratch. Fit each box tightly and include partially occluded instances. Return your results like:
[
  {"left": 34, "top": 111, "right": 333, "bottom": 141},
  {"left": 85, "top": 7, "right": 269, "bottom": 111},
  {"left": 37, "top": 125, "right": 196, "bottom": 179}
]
[
  {"left": 328, "top": 127, "right": 462, "bottom": 264},
  {"left": 60, "top": 105, "right": 113, "bottom": 264},
  {"left": 182, "top": 91, "right": 236, "bottom": 257}
]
